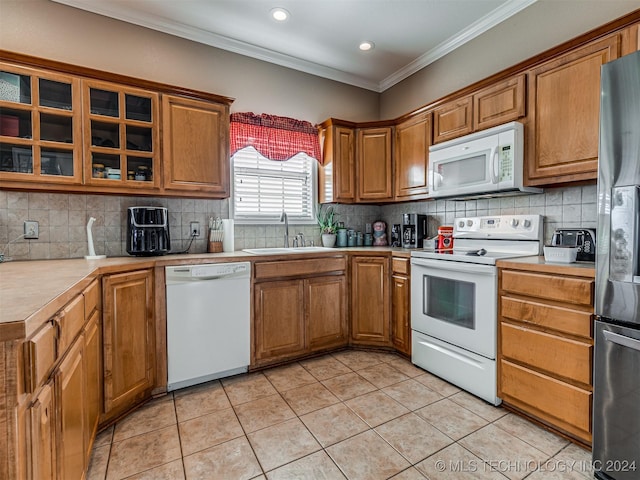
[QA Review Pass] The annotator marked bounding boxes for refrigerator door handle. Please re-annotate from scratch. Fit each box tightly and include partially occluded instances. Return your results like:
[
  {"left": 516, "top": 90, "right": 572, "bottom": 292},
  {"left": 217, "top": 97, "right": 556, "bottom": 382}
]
[{"left": 603, "top": 329, "right": 640, "bottom": 352}]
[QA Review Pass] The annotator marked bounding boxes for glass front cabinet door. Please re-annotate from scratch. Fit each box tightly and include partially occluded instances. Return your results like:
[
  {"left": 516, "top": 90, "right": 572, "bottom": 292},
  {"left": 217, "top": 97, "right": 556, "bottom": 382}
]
[
  {"left": 0, "top": 64, "right": 82, "bottom": 184},
  {"left": 82, "top": 79, "right": 160, "bottom": 189}
]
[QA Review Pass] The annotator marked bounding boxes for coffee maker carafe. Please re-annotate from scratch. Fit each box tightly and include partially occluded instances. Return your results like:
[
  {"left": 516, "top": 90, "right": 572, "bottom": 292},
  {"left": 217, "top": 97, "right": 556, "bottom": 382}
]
[
  {"left": 126, "top": 206, "right": 171, "bottom": 256},
  {"left": 401, "top": 213, "right": 428, "bottom": 248}
]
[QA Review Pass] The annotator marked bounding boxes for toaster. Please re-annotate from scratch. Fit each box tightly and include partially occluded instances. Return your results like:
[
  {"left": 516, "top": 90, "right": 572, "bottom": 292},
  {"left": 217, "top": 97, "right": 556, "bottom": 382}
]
[{"left": 550, "top": 228, "right": 596, "bottom": 262}]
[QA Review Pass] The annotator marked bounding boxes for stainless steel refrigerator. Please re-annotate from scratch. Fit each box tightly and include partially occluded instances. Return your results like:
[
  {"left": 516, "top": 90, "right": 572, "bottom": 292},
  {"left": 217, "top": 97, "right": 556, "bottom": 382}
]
[{"left": 593, "top": 50, "right": 640, "bottom": 480}]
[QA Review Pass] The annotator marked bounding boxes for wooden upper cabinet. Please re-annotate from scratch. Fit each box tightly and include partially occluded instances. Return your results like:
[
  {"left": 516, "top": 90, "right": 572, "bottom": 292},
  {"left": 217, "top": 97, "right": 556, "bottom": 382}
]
[
  {"left": 621, "top": 21, "right": 640, "bottom": 55},
  {"left": 526, "top": 35, "right": 620, "bottom": 185},
  {"left": 319, "top": 123, "right": 356, "bottom": 203},
  {"left": 357, "top": 126, "right": 393, "bottom": 201},
  {"left": 473, "top": 74, "right": 526, "bottom": 131},
  {"left": 82, "top": 79, "right": 160, "bottom": 190},
  {"left": 161, "top": 95, "right": 230, "bottom": 196},
  {"left": 394, "top": 112, "right": 431, "bottom": 200},
  {"left": 432, "top": 96, "right": 473, "bottom": 144},
  {"left": 0, "top": 63, "right": 83, "bottom": 186}
]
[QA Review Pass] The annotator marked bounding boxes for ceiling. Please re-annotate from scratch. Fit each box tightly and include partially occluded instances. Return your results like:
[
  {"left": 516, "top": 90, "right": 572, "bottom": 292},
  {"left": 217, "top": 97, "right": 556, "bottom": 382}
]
[{"left": 51, "top": 0, "right": 539, "bottom": 92}]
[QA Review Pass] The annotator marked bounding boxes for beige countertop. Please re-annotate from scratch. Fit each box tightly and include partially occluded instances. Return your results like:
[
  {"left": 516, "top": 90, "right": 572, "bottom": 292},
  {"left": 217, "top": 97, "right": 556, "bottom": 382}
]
[
  {"left": 0, "top": 247, "right": 412, "bottom": 342},
  {"left": 496, "top": 255, "right": 595, "bottom": 278}
]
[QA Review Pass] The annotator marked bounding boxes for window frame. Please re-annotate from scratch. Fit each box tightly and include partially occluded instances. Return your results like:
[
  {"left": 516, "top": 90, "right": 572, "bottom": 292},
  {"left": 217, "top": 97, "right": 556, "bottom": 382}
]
[{"left": 230, "top": 147, "right": 319, "bottom": 225}]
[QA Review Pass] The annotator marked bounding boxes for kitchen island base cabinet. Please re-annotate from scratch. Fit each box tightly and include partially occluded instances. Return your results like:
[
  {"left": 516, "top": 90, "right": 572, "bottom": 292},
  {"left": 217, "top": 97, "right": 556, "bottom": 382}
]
[
  {"left": 102, "top": 269, "right": 155, "bottom": 424},
  {"left": 351, "top": 256, "right": 391, "bottom": 347}
]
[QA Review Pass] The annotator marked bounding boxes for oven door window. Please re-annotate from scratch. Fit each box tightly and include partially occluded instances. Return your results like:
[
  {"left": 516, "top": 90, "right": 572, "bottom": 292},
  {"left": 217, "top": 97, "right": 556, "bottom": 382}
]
[{"left": 424, "top": 275, "right": 475, "bottom": 329}]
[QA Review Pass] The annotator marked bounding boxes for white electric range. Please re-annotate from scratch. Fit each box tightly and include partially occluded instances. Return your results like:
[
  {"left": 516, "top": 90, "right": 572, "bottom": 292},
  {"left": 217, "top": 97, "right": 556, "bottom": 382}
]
[{"left": 410, "top": 214, "right": 543, "bottom": 405}]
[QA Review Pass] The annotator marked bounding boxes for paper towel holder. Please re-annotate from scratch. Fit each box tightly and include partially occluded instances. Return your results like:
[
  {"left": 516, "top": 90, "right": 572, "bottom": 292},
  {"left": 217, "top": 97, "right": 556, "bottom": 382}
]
[{"left": 85, "top": 217, "right": 106, "bottom": 260}]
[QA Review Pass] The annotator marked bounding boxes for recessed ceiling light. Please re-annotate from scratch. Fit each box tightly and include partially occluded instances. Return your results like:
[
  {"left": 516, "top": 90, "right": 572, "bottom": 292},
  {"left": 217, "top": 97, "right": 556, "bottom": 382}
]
[
  {"left": 359, "top": 41, "right": 375, "bottom": 51},
  {"left": 271, "top": 8, "right": 290, "bottom": 22}
]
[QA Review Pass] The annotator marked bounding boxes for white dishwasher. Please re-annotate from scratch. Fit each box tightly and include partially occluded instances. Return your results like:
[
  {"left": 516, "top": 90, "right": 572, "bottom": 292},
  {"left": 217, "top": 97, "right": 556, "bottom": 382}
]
[{"left": 165, "top": 262, "right": 251, "bottom": 391}]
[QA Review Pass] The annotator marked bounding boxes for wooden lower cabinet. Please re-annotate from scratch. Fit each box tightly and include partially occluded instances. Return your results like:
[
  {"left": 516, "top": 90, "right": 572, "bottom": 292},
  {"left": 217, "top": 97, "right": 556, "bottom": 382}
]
[
  {"left": 252, "top": 257, "right": 348, "bottom": 366},
  {"left": 254, "top": 280, "right": 306, "bottom": 361},
  {"left": 102, "top": 269, "right": 155, "bottom": 423},
  {"left": 83, "top": 311, "right": 102, "bottom": 458},
  {"left": 351, "top": 255, "right": 391, "bottom": 346},
  {"left": 306, "top": 275, "right": 348, "bottom": 351},
  {"left": 56, "top": 338, "right": 85, "bottom": 480},
  {"left": 28, "top": 381, "right": 56, "bottom": 480},
  {"left": 498, "top": 263, "right": 595, "bottom": 445},
  {"left": 391, "top": 256, "right": 411, "bottom": 355}
]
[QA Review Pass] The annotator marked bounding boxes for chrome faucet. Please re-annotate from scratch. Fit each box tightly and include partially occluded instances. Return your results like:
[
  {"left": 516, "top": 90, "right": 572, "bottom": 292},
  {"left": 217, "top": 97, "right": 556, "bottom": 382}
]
[{"left": 280, "top": 211, "right": 289, "bottom": 247}]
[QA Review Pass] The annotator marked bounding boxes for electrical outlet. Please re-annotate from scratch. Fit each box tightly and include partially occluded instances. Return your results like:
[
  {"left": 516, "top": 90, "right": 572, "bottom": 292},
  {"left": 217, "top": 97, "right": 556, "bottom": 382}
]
[
  {"left": 24, "top": 221, "right": 39, "bottom": 239},
  {"left": 190, "top": 221, "right": 200, "bottom": 237}
]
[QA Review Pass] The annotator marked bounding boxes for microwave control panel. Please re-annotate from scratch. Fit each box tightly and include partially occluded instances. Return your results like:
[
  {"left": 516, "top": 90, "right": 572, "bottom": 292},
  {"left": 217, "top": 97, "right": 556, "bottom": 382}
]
[{"left": 499, "top": 144, "right": 514, "bottom": 182}]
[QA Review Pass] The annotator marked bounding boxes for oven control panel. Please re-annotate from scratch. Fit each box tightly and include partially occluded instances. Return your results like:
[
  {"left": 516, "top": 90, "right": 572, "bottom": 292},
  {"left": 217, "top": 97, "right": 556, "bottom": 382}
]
[{"left": 454, "top": 215, "right": 542, "bottom": 241}]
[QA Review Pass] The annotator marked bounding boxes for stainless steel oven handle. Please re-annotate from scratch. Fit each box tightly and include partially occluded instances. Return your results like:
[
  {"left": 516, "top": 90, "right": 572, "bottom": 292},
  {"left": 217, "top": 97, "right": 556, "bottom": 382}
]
[
  {"left": 603, "top": 330, "right": 640, "bottom": 352},
  {"left": 411, "top": 257, "right": 496, "bottom": 275}
]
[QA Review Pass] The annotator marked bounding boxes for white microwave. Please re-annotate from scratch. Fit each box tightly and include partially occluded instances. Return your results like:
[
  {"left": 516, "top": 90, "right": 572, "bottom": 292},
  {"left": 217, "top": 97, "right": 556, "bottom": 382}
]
[{"left": 427, "top": 121, "right": 541, "bottom": 199}]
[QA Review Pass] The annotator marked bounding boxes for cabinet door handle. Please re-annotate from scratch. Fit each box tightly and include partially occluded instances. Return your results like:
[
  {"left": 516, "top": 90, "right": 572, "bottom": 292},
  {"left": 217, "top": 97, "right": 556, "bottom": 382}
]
[{"left": 603, "top": 330, "right": 640, "bottom": 352}]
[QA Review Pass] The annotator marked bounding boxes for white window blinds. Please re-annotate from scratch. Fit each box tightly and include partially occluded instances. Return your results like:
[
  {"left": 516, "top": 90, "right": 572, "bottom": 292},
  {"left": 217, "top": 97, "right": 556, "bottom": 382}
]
[{"left": 232, "top": 146, "right": 317, "bottom": 223}]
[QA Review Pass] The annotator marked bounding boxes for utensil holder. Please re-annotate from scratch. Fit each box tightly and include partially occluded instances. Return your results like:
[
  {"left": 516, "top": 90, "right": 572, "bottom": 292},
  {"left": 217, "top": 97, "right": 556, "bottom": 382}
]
[{"left": 208, "top": 241, "right": 223, "bottom": 253}]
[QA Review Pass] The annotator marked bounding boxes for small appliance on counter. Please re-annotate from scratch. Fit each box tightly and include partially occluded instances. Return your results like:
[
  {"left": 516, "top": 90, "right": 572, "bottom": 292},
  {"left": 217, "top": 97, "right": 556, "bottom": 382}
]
[
  {"left": 550, "top": 228, "right": 596, "bottom": 262},
  {"left": 126, "top": 206, "right": 170, "bottom": 256},
  {"left": 390, "top": 224, "right": 401, "bottom": 247},
  {"left": 402, "top": 213, "right": 428, "bottom": 248}
]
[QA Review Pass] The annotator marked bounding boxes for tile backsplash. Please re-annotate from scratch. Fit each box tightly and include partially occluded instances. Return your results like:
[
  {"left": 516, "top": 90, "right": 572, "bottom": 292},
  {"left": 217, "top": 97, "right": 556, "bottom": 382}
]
[
  {"left": 380, "top": 184, "right": 597, "bottom": 244},
  {"left": 0, "top": 184, "right": 595, "bottom": 261}
]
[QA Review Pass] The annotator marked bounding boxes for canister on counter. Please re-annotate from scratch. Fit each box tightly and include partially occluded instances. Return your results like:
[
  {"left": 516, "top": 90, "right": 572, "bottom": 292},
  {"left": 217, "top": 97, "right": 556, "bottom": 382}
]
[
  {"left": 336, "top": 228, "right": 347, "bottom": 247},
  {"left": 437, "top": 225, "right": 454, "bottom": 251}
]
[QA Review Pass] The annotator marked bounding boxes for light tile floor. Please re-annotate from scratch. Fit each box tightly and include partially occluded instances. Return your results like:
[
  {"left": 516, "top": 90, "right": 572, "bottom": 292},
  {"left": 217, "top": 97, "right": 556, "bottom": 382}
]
[{"left": 87, "top": 350, "right": 594, "bottom": 480}]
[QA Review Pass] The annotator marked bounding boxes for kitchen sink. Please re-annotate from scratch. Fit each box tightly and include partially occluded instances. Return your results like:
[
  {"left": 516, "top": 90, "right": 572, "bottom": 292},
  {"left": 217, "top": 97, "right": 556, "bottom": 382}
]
[{"left": 242, "top": 246, "right": 335, "bottom": 255}]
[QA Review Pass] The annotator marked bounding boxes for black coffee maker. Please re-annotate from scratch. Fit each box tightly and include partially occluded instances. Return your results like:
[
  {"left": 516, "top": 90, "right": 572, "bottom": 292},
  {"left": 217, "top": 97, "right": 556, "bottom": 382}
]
[
  {"left": 402, "top": 213, "right": 428, "bottom": 248},
  {"left": 126, "top": 206, "right": 171, "bottom": 256}
]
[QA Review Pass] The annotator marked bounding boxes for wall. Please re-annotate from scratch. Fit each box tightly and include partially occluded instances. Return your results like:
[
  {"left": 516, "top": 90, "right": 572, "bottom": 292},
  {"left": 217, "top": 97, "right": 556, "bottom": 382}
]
[
  {"left": 0, "top": 191, "right": 381, "bottom": 260},
  {"left": 1, "top": 185, "right": 593, "bottom": 261},
  {"left": 0, "top": 0, "right": 378, "bottom": 123},
  {"left": 380, "top": 184, "right": 597, "bottom": 246},
  {"left": 380, "top": 1, "right": 640, "bottom": 119}
]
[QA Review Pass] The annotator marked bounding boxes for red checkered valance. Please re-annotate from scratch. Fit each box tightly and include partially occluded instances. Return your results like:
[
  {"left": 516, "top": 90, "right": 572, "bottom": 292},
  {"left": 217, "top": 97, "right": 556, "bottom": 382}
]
[{"left": 230, "top": 112, "right": 322, "bottom": 162}]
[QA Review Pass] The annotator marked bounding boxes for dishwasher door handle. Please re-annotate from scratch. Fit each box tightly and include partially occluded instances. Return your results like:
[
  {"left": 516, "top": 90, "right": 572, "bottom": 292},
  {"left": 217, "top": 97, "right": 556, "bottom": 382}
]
[{"left": 603, "top": 330, "right": 640, "bottom": 352}]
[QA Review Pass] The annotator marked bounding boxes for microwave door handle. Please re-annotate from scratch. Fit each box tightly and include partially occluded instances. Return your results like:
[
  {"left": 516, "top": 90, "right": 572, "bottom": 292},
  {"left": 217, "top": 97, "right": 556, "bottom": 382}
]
[{"left": 489, "top": 147, "right": 499, "bottom": 184}]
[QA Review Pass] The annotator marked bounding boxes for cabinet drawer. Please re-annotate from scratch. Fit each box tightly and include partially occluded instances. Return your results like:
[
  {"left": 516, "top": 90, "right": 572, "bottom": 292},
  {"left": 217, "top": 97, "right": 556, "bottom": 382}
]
[
  {"left": 500, "top": 359, "right": 591, "bottom": 435},
  {"left": 501, "top": 296, "right": 592, "bottom": 338},
  {"left": 501, "top": 270, "right": 593, "bottom": 306},
  {"left": 255, "top": 256, "right": 346, "bottom": 280},
  {"left": 24, "top": 321, "right": 58, "bottom": 393},
  {"left": 83, "top": 279, "right": 101, "bottom": 317},
  {"left": 500, "top": 322, "right": 592, "bottom": 385},
  {"left": 391, "top": 257, "right": 410, "bottom": 275},
  {"left": 57, "top": 294, "right": 85, "bottom": 353}
]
